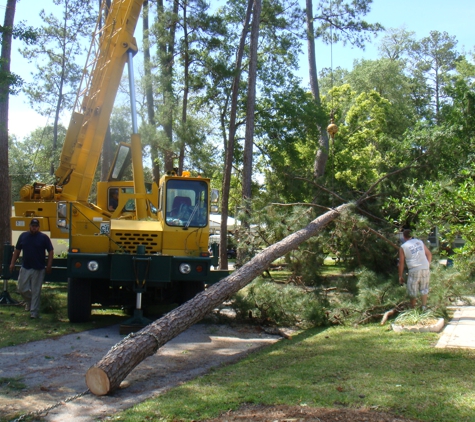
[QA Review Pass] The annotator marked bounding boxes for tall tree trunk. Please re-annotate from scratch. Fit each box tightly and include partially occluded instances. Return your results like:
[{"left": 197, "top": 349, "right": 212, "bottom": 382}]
[
  {"left": 306, "top": 0, "right": 319, "bottom": 101},
  {"left": 142, "top": 0, "right": 160, "bottom": 182},
  {"left": 157, "top": 0, "right": 178, "bottom": 173},
  {"left": 178, "top": 0, "right": 189, "bottom": 175},
  {"left": 305, "top": 0, "right": 330, "bottom": 178},
  {"left": 86, "top": 203, "right": 349, "bottom": 396},
  {"left": 241, "top": 0, "right": 261, "bottom": 217},
  {"left": 220, "top": 0, "right": 253, "bottom": 270},
  {"left": 0, "top": 0, "right": 16, "bottom": 265}
]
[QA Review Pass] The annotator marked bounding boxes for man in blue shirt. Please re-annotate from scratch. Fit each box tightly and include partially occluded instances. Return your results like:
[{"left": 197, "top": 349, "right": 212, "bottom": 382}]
[{"left": 9, "top": 218, "right": 54, "bottom": 319}]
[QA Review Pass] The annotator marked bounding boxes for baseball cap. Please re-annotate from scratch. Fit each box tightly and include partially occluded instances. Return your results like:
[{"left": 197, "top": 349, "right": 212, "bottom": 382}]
[{"left": 30, "top": 218, "right": 40, "bottom": 226}]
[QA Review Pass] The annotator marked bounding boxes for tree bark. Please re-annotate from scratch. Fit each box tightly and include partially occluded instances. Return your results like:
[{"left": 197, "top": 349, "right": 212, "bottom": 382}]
[
  {"left": 86, "top": 203, "right": 350, "bottom": 395},
  {"left": 220, "top": 0, "right": 253, "bottom": 270},
  {"left": 157, "top": 0, "right": 178, "bottom": 173},
  {"left": 0, "top": 0, "right": 16, "bottom": 265},
  {"left": 305, "top": 0, "right": 330, "bottom": 178},
  {"left": 241, "top": 0, "right": 261, "bottom": 206},
  {"left": 142, "top": 0, "right": 160, "bottom": 182},
  {"left": 178, "top": 0, "right": 189, "bottom": 176}
]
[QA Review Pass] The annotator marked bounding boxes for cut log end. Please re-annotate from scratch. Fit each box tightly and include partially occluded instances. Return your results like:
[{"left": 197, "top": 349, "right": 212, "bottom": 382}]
[{"left": 86, "top": 366, "right": 111, "bottom": 396}]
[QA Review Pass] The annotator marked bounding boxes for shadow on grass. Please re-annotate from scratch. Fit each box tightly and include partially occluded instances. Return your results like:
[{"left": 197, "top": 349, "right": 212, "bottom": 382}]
[{"left": 124, "top": 325, "right": 475, "bottom": 422}]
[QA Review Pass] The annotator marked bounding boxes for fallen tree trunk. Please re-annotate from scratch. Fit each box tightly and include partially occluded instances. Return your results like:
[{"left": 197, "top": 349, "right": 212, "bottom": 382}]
[{"left": 86, "top": 203, "right": 350, "bottom": 395}]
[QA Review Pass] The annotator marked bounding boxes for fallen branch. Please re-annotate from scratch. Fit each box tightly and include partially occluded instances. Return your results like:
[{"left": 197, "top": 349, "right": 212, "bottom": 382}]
[
  {"left": 381, "top": 302, "right": 409, "bottom": 325},
  {"left": 359, "top": 313, "right": 385, "bottom": 325},
  {"left": 322, "top": 287, "right": 349, "bottom": 293}
]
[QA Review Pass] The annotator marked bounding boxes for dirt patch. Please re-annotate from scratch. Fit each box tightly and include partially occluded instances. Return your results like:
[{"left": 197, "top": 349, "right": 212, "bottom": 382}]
[
  {"left": 0, "top": 322, "right": 281, "bottom": 421},
  {"left": 206, "top": 404, "right": 421, "bottom": 421}
]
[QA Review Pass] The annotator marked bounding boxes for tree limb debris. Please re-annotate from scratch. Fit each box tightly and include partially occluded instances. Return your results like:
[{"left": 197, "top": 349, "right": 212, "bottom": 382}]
[{"left": 380, "top": 302, "right": 409, "bottom": 325}]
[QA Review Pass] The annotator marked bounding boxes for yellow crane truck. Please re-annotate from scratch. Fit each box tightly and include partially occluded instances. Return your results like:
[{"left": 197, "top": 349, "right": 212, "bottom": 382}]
[{"left": 6, "top": 0, "right": 227, "bottom": 324}]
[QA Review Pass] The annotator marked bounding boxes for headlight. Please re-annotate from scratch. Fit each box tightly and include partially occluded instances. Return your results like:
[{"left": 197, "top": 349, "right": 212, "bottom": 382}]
[
  {"left": 57, "top": 202, "right": 67, "bottom": 218},
  {"left": 87, "top": 261, "right": 99, "bottom": 272},
  {"left": 179, "top": 263, "right": 191, "bottom": 274}
]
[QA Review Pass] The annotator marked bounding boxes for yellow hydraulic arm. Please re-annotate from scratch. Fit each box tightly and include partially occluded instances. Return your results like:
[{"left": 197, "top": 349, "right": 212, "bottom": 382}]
[{"left": 55, "top": 0, "right": 145, "bottom": 202}]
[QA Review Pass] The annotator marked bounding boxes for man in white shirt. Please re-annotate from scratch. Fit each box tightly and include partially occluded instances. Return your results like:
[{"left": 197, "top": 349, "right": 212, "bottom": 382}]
[{"left": 398, "top": 229, "right": 432, "bottom": 309}]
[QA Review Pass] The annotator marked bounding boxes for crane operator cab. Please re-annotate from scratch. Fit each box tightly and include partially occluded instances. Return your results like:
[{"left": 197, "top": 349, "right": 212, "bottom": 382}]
[{"left": 164, "top": 179, "right": 208, "bottom": 228}]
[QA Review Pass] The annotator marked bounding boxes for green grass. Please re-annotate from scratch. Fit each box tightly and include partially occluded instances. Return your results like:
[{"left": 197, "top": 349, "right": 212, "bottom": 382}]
[
  {"left": 0, "top": 377, "right": 27, "bottom": 391},
  {"left": 0, "top": 280, "right": 127, "bottom": 348},
  {"left": 114, "top": 324, "right": 475, "bottom": 422},
  {"left": 395, "top": 308, "right": 439, "bottom": 326},
  {"left": 268, "top": 257, "right": 347, "bottom": 282}
]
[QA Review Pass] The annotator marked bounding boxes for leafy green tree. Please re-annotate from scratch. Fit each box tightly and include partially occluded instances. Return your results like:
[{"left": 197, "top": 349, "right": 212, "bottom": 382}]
[
  {"left": 20, "top": 0, "right": 95, "bottom": 151},
  {"left": 391, "top": 167, "right": 475, "bottom": 268},
  {"left": 9, "top": 125, "right": 67, "bottom": 202},
  {"left": 377, "top": 27, "right": 415, "bottom": 61},
  {"left": 389, "top": 54, "right": 475, "bottom": 266},
  {"left": 306, "top": 0, "right": 383, "bottom": 177},
  {"left": 255, "top": 82, "right": 325, "bottom": 201},
  {"left": 409, "top": 30, "right": 461, "bottom": 124},
  {"left": 346, "top": 58, "right": 416, "bottom": 136},
  {"left": 440, "top": 54, "right": 475, "bottom": 136},
  {"left": 0, "top": 0, "right": 37, "bottom": 263}
]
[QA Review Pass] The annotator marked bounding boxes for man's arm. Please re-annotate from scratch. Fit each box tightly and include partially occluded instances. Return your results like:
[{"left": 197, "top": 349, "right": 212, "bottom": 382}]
[
  {"left": 46, "top": 249, "right": 54, "bottom": 274},
  {"left": 398, "top": 247, "right": 406, "bottom": 284},
  {"left": 9, "top": 249, "right": 21, "bottom": 273}
]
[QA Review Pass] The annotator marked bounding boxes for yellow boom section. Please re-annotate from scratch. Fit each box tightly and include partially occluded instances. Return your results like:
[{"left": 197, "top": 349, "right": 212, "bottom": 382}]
[{"left": 55, "top": 0, "right": 144, "bottom": 201}]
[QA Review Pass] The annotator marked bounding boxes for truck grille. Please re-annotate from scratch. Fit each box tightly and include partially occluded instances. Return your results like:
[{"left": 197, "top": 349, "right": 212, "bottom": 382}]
[{"left": 112, "top": 232, "right": 160, "bottom": 253}]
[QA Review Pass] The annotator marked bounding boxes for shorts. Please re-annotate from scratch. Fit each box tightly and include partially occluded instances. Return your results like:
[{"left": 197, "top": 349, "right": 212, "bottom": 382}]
[{"left": 407, "top": 269, "right": 430, "bottom": 298}]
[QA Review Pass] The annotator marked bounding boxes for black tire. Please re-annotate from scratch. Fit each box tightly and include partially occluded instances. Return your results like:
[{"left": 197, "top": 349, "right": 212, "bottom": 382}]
[
  {"left": 179, "top": 280, "right": 205, "bottom": 305},
  {"left": 67, "top": 278, "right": 92, "bottom": 323}
]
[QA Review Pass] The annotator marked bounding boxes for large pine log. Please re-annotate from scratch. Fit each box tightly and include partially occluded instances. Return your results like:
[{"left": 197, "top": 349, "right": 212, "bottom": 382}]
[{"left": 86, "top": 204, "right": 349, "bottom": 395}]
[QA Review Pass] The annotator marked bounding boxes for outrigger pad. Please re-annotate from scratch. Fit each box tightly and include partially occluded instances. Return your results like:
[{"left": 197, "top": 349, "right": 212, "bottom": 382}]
[
  {"left": 0, "top": 290, "right": 20, "bottom": 305},
  {"left": 119, "top": 309, "right": 153, "bottom": 335}
]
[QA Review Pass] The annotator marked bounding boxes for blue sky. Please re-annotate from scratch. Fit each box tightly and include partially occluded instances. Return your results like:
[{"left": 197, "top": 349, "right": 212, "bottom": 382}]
[
  {"left": 3, "top": 0, "right": 474, "bottom": 139},
  {"left": 306, "top": 0, "right": 475, "bottom": 79}
]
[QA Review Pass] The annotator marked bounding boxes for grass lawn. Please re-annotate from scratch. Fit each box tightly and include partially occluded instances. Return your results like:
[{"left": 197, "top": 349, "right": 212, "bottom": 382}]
[
  {"left": 114, "top": 324, "right": 475, "bottom": 422},
  {"left": 0, "top": 280, "right": 126, "bottom": 348}
]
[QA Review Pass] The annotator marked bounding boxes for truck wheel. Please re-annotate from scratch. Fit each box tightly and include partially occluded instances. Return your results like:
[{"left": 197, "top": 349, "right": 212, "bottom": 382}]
[
  {"left": 68, "top": 278, "right": 92, "bottom": 323},
  {"left": 179, "top": 280, "right": 205, "bottom": 304}
]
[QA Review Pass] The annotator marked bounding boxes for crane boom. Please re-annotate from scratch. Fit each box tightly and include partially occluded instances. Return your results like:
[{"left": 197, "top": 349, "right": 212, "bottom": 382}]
[{"left": 55, "top": 0, "right": 144, "bottom": 202}]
